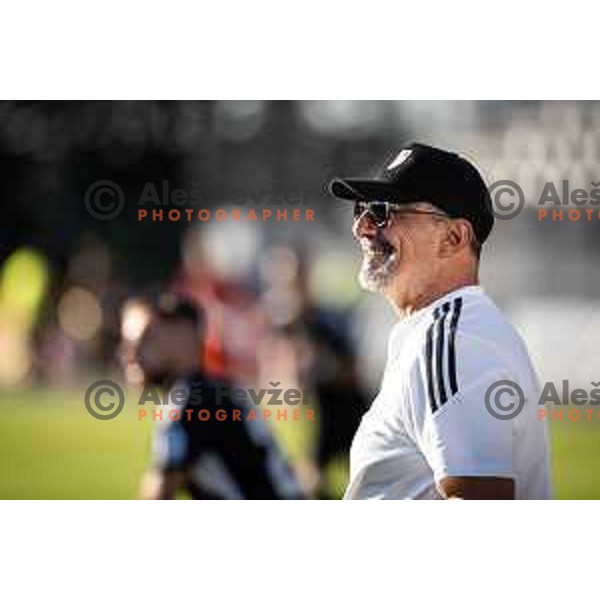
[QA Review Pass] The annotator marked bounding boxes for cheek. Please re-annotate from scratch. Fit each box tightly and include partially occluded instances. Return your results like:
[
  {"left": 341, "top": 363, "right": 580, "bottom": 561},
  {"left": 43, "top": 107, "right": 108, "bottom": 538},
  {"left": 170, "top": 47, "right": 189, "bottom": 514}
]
[
  {"left": 399, "top": 228, "right": 437, "bottom": 261},
  {"left": 394, "top": 230, "right": 419, "bottom": 259},
  {"left": 384, "top": 228, "right": 403, "bottom": 251}
]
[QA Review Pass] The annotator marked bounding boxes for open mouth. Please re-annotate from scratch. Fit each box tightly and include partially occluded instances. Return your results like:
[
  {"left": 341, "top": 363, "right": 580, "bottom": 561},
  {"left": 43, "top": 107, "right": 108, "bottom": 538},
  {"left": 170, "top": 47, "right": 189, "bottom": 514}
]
[
  {"left": 357, "top": 232, "right": 399, "bottom": 292},
  {"left": 360, "top": 235, "right": 396, "bottom": 263}
]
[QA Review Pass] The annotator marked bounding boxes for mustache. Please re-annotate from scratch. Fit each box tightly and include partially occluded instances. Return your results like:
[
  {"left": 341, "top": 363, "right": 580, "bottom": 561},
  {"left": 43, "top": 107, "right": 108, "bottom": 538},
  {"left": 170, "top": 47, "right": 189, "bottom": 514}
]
[{"left": 359, "top": 231, "right": 396, "bottom": 255}]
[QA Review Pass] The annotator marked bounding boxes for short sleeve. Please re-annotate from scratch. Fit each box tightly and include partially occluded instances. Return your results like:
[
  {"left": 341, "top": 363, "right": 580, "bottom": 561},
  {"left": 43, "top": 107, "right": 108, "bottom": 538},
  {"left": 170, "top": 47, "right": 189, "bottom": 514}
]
[{"left": 416, "top": 331, "right": 516, "bottom": 483}]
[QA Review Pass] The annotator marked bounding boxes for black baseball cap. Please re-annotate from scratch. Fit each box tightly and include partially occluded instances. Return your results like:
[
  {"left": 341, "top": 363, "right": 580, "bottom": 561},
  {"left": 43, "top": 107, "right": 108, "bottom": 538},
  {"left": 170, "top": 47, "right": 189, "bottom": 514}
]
[{"left": 329, "top": 143, "right": 494, "bottom": 245}]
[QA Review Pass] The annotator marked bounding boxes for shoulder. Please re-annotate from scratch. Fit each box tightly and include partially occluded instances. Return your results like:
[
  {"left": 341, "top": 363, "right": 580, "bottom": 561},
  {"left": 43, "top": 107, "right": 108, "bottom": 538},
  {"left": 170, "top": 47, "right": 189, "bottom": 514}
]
[
  {"left": 421, "top": 289, "right": 529, "bottom": 362},
  {"left": 453, "top": 291, "right": 533, "bottom": 367},
  {"left": 408, "top": 289, "right": 535, "bottom": 414}
]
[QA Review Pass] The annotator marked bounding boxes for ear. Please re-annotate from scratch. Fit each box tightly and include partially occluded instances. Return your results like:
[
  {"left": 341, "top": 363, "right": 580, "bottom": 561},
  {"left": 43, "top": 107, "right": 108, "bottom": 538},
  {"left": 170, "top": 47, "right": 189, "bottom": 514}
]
[{"left": 440, "top": 219, "right": 474, "bottom": 257}]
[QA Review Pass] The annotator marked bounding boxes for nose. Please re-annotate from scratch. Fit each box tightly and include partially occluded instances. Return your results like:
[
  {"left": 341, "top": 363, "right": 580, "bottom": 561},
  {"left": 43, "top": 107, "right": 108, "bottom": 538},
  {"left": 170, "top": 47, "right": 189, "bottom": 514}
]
[{"left": 352, "top": 209, "right": 378, "bottom": 240}]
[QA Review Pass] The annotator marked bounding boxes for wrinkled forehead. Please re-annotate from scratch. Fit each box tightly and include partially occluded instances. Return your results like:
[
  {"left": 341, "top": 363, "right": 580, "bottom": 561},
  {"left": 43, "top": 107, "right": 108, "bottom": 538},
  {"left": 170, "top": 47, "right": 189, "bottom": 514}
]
[{"left": 399, "top": 200, "right": 439, "bottom": 212}]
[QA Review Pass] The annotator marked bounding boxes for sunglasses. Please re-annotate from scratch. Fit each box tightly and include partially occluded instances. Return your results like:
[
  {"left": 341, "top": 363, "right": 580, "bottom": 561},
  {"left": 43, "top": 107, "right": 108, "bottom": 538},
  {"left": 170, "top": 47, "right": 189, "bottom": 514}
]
[{"left": 353, "top": 201, "right": 448, "bottom": 228}]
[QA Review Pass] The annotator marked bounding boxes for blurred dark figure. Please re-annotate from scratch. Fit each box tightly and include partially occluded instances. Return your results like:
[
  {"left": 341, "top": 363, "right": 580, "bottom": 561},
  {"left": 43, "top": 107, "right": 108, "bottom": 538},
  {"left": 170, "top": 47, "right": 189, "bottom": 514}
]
[
  {"left": 173, "top": 224, "right": 263, "bottom": 386},
  {"left": 120, "top": 293, "right": 303, "bottom": 500},
  {"left": 259, "top": 246, "right": 368, "bottom": 498}
]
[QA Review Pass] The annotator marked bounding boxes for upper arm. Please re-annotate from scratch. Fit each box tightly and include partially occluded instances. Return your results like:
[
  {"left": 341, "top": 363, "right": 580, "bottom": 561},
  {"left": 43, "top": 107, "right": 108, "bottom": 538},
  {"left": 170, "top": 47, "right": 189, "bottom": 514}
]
[
  {"left": 415, "top": 315, "right": 518, "bottom": 489},
  {"left": 154, "top": 418, "right": 193, "bottom": 470},
  {"left": 421, "top": 366, "right": 515, "bottom": 483},
  {"left": 437, "top": 476, "right": 515, "bottom": 500},
  {"left": 145, "top": 417, "right": 194, "bottom": 499}
]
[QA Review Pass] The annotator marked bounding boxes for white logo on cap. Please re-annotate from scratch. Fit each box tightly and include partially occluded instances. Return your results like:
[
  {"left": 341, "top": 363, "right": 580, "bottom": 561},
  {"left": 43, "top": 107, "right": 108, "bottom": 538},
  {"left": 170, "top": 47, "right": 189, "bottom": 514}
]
[{"left": 387, "top": 149, "right": 412, "bottom": 171}]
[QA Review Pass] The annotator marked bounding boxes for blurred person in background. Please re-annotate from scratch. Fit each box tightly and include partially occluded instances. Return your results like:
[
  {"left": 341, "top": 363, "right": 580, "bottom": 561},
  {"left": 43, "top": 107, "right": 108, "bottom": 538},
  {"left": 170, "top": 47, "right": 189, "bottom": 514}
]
[
  {"left": 258, "top": 244, "right": 368, "bottom": 498},
  {"left": 330, "top": 143, "right": 551, "bottom": 500},
  {"left": 174, "top": 222, "right": 264, "bottom": 386},
  {"left": 120, "top": 293, "right": 303, "bottom": 500}
]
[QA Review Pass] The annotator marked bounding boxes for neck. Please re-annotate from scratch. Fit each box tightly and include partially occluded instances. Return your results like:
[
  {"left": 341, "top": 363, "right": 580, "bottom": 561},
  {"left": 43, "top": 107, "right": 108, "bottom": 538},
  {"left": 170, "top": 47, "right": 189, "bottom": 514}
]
[{"left": 389, "top": 272, "right": 478, "bottom": 317}]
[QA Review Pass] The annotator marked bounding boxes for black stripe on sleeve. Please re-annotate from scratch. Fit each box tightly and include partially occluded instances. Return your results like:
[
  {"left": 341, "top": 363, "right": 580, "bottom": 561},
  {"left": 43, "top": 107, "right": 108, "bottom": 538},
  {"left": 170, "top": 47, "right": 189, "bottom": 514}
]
[
  {"left": 425, "top": 309, "right": 438, "bottom": 414},
  {"left": 448, "top": 297, "right": 463, "bottom": 397},
  {"left": 434, "top": 302, "right": 451, "bottom": 409}
]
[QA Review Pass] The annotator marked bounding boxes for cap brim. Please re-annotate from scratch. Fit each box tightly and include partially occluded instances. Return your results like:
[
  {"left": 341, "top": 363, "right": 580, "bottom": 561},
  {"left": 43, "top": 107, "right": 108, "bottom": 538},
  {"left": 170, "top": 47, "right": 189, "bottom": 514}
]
[{"left": 329, "top": 178, "right": 412, "bottom": 204}]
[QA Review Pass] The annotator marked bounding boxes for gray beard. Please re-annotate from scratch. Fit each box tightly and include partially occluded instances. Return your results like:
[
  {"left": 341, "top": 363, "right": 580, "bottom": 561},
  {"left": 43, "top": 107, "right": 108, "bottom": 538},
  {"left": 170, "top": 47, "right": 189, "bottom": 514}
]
[{"left": 358, "top": 245, "right": 399, "bottom": 293}]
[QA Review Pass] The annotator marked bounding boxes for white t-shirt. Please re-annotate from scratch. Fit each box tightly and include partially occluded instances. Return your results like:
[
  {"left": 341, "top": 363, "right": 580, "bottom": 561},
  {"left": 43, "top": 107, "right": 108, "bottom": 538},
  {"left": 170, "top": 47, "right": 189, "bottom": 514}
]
[{"left": 344, "top": 285, "right": 551, "bottom": 500}]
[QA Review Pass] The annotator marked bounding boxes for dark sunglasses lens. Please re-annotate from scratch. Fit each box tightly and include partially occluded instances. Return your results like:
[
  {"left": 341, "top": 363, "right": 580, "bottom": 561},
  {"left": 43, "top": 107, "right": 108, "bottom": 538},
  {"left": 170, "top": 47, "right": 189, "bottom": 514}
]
[
  {"left": 370, "top": 203, "right": 388, "bottom": 226},
  {"left": 354, "top": 202, "right": 367, "bottom": 219},
  {"left": 353, "top": 202, "right": 389, "bottom": 226}
]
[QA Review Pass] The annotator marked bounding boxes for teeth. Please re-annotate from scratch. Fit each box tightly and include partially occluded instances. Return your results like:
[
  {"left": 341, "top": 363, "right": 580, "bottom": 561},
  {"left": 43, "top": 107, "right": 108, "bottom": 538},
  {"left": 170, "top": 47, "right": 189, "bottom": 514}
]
[
  {"left": 360, "top": 238, "right": 395, "bottom": 260},
  {"left": 363, "top": 246, "right": 385, "bottom": 257}
]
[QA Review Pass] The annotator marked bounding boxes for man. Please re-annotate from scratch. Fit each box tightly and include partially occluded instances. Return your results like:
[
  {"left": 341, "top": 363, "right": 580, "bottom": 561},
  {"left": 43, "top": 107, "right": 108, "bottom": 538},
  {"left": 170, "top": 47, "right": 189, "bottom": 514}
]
[
  {"left": 329, "top": 143, "right": 551, "bottom": 500},
  {"left": 122, "top": 294, "right": 303, "bottom": 500}
]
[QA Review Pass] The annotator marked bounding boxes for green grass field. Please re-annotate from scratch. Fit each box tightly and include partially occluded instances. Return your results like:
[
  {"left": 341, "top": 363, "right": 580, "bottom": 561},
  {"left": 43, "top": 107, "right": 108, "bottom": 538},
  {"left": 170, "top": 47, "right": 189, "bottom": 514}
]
[{"left": 0, "top": 387, "right": 598, "bottom": 499}]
